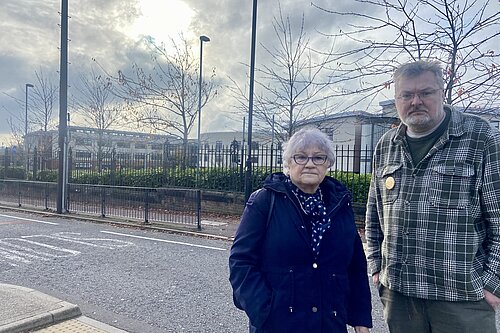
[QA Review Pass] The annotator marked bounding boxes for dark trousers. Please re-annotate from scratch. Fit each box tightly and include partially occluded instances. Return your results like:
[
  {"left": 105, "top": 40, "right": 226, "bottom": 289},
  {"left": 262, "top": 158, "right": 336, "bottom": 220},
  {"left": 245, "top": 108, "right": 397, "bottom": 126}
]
[{"left": 379, "top": 285, "right": 497, "bottom": 333}]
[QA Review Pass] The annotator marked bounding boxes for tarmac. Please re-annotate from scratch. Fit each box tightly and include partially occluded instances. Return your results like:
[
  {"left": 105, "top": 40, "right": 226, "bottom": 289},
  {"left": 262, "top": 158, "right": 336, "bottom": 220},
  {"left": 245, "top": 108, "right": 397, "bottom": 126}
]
[{"left": 0, "top": 206, "right": 240, "bottom": 333}]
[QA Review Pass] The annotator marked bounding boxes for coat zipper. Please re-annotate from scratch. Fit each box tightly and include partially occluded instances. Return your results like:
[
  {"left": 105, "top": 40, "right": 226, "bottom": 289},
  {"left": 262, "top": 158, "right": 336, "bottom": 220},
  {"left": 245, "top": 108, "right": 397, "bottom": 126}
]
[{"left": 289, "top": 268, "right": 294, "bottom": 313}]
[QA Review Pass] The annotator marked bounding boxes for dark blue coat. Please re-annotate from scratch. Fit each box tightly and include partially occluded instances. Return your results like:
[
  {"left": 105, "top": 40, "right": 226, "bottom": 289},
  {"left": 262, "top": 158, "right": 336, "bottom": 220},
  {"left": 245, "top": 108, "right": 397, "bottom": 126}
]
[{"left": 229, "top": 173, "right": 372, "bottom": 333}]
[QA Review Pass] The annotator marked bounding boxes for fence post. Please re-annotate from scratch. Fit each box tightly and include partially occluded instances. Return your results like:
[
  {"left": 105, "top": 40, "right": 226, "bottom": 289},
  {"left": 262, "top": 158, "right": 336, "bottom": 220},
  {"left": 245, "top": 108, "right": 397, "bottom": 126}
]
[
  {"left": 197, "top": 189, "right": 202, "bottom": 231},
  {"left": 67, "top": 148, "right": 73, "bottom": 183},
  {"left": 45, "top": 182, "right": 49, "bottom": 210},
  {"left": 32, "top": 147, "right": 38, "bottom": 180},
  {"left": 144, "top": 189, "right": 150, "bottom": 224},
  {"left": 17, "top": 181, "right": 21, "bottom": 207},
  {"left": 101, "top": 186, "right": 106, "bottom": 217},
  {"left": 110, "top": 148, "right": 116, "bottom": 185}
]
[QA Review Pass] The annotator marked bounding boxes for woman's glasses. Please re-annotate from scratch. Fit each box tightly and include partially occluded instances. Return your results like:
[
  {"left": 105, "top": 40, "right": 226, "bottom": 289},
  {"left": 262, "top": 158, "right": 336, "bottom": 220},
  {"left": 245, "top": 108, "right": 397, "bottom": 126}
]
[{"left": 292, "top": 155, "right": 328, "bottom": 165}]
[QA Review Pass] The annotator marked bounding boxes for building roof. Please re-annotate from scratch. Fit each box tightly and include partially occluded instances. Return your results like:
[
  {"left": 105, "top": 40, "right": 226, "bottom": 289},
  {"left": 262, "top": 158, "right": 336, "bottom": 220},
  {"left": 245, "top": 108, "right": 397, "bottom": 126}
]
[{"left": 296, "top": 110, "right": 398, "bottom": 127}]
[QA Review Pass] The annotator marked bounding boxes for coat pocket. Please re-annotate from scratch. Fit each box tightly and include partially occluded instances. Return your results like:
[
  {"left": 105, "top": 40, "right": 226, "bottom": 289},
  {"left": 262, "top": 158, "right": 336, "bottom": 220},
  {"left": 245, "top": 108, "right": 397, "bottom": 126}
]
[
  {"left": 376, "top": 163, "right": 402, "bottom": 205},
  {"left": 325, "top": 273, "right": 349, "bottom": 323},
  {"left": 261, "top": 268, "right": 295, "bottom": 331}
]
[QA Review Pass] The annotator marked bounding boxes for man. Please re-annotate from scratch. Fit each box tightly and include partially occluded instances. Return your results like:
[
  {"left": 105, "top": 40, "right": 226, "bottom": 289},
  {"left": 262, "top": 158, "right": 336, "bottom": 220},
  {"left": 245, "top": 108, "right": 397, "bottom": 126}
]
[{"left": 365, "top": 60, "right": 500, "bottom": 332}]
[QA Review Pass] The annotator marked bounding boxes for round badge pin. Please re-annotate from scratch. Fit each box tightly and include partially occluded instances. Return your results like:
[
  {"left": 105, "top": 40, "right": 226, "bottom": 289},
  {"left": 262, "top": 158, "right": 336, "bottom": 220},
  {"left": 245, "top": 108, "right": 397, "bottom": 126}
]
[{"left": 385, "top": 176, "right": 395, "bottom": 190}]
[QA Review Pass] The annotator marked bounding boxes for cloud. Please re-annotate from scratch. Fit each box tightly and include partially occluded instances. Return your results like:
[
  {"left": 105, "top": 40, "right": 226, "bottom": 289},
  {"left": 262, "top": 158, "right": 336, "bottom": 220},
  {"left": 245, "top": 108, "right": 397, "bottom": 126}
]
[
  {"left": 3, "top": 0, "right": 361, "bottom": 144},
  {"left": 2, "top": 0, "right": 496, "bottom": 146}
]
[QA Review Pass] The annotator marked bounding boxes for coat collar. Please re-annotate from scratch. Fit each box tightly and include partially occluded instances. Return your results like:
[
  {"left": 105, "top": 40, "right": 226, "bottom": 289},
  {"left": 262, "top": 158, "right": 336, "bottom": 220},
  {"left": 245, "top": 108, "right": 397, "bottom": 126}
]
[{"left": 263, "top": 172, "right": 351, "bottom": 207}]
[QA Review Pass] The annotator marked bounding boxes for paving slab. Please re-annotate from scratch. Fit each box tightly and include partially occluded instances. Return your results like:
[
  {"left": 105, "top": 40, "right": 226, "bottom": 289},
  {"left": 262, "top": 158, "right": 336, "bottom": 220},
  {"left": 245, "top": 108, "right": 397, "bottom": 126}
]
[{"left": 0, "top": 284, "right": 81, "bottom": 333}]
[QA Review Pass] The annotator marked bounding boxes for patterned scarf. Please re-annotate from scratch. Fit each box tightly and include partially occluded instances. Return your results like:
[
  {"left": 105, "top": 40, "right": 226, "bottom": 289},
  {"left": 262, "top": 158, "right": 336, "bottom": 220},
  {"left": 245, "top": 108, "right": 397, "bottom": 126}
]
[{"left": 288, "top": 180, "right": 331, "bottom": 258}]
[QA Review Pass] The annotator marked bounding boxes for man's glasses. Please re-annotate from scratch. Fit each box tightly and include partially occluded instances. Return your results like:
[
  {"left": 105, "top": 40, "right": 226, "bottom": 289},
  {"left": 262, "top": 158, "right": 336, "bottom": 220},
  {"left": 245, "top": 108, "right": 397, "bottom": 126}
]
[
  {"left": 292, "top": 155, "right": 328, "bottom": 165},
  {"left": 396, "top": 89, "right": 441, "bottom": 102}
]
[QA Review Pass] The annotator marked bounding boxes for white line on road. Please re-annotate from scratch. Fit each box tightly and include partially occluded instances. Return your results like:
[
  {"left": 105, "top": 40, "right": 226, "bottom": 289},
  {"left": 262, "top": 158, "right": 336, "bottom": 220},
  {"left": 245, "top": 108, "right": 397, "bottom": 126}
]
[
  {"left": 0, "top": 214, "right": 59, "bottom": 225},
  {"left": 24, "top": 232, "right": 135, "bottom": 250},
  {"left": 0, "top": 248, "right": 32, "bottom": 263},
  {"left": 16, "top": 238, "right": 80, "bottom": 256},
  {"left": 100, "top": 231, "right": 227, "bottom": 251}
]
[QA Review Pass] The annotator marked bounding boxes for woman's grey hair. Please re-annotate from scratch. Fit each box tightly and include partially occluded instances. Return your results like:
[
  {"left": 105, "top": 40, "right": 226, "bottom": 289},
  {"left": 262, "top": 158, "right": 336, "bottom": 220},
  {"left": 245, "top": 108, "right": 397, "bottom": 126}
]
[
  {"left": 394, "top": 60, "right": 444, "bottom": 90},
  {"left": 282, "top": 127, "right": 335, "bottom": 173}
]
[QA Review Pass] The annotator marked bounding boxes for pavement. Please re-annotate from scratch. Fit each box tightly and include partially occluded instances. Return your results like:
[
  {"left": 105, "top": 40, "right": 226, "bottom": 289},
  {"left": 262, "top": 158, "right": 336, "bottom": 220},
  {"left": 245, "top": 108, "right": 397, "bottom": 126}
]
[
  {"left": 0, "top": 206, "right": 241, "bottom": 333},
  {"left": 0, "top": 283, "right": 128, "bottom": 333}
]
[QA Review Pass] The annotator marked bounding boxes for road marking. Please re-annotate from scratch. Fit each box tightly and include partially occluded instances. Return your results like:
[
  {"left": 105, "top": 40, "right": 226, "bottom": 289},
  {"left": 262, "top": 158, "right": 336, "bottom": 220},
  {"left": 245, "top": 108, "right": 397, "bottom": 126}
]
[
  {"left": 0, "top": 239, "right": 79, "bottom": 258},
  {"left": 16, "top": 238, "right": 81, "bottom": 256},
  {"left": 22, "top": 232, "right": 134, "bottom": 250},
  {"left": 0, "top": 232, "right": 135, "bottom": 268},
  {"left": 0, "top": 257, "right": 19, "bottom": 267},
  {"left": 0, "top": 248, "right": 32, "bottom": 263},
  {"left": 100, "top": 231, "right": 226, "bottom": 251},
  {"left": 0, "top": 214, "right": 59, "bottom": 225},
  {"left": 0, "top": 245, "right": 50, "bottom": 261}
]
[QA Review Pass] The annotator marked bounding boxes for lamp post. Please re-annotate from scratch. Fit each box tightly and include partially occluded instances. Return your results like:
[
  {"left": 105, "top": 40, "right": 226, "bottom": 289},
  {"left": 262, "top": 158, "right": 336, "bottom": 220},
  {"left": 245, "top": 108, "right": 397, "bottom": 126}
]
[
  {"left": 196, "top": 35, "right": 210, "bottom": 231},
  {"left": 57, "top": 0, "right": 69, "bottom": 214},
  {"left": 245, "top": 0, "right": 258, "bottom": 202},
  {"left": 24, "top": 83, "right": 34, "bottom": 179},
  {"left": 196, "top": 35, "right": 210, "bottom": 186},
  {"left": 25, "top": 83, "right": 34, "bottom": 138}
]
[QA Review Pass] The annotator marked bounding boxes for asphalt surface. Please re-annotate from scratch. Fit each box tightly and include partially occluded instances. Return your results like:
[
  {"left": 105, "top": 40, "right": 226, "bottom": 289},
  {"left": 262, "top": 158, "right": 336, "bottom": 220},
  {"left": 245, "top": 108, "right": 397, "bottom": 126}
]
[{"left": 0, "top": 206, "right": 497, "bottom": 332}]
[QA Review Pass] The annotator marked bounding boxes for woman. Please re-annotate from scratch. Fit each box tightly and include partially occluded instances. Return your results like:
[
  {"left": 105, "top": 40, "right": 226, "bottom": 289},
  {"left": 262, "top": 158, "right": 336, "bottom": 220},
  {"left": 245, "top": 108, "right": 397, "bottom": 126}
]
[{"left": 229, "top": 127, "right": 372, "bottom": 333}]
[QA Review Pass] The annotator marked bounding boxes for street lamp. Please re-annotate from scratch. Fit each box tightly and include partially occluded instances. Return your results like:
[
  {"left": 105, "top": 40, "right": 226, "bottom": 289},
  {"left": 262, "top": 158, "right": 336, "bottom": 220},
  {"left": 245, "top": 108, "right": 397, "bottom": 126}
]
[
  {"left": 196, "top": 35, "right": 210, "bottom": 186},
  {"left": 25, "top": 83, "right": 34, "bottom": 137},
  {"left": 245, "top": 0, "right": 258, "bottom": 202},
  {"left": 24, "top": 83, "right": 34, "bottom": 180},
  {"left": 196, "top": 35, "right": 210, "bottom": 231}
]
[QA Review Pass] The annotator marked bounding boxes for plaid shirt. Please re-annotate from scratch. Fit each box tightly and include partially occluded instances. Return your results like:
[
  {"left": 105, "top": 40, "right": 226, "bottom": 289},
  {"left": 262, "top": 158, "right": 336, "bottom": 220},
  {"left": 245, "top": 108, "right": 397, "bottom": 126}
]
[{"left": 366, "top": 106, "right": 500, "bottom": 301}]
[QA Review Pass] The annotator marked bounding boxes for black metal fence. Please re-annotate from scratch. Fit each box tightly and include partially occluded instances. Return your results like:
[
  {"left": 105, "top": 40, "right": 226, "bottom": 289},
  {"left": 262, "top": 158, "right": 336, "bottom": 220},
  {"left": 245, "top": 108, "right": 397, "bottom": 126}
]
[
  {"left": 0, "top": 179, "right": 201, "bottom": 228},
  {"left": 1, "top": 143, "right": 373, "bottom": 202}
]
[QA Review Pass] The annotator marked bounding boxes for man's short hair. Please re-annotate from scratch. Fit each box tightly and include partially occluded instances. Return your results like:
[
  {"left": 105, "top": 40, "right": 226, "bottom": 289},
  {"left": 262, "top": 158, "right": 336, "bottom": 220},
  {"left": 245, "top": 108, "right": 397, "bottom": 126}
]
[{"left": 394, "top": 60, "right": 444, "bottom": 89}]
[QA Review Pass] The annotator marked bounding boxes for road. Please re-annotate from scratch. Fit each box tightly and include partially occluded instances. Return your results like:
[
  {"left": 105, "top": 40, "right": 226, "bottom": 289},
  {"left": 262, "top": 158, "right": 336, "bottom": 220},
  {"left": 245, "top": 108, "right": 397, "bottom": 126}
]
[{"left": 0, "top": 209, "right": 497, "bottom": 332}]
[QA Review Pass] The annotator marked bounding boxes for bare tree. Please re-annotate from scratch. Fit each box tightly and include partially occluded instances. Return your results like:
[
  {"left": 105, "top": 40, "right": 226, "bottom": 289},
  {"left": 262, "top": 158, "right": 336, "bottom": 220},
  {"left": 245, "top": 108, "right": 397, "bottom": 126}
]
[
  {"left": 229, "top": 4, "right": 337, "bottom": 142},
  {"left": 112, "top": 35, "right": 217, "bottom": 154},
  {"left": 6, "top": 117, "right": 23, "bottom": 149},
  {"left": 31, "top": 69, "right": 58, "bottom": 132},
  {"left": 312, "top": 0, "right": 500, "bottom": 111},
  {"left": 72, "top": 66, "right": 123, "bottom": 170}
]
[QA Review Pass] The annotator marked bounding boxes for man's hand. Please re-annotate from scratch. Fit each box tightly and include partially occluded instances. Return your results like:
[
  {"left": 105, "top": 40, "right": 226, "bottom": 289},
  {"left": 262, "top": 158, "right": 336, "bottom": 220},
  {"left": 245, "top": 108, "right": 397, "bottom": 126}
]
[
  {"left": 484, "top": 289, "right": 500, "bottom": 309},
  {"left": 354, "top": 326, "right": 370, "bottom": 333},
  {"left": 372, "top": 272, "right": 379, "bottom": 286}
]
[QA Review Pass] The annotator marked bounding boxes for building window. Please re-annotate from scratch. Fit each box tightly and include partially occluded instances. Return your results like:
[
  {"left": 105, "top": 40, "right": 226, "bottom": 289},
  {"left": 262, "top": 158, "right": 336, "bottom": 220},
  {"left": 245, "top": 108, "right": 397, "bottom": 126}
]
[
  {"left": 135, "top": 143, "right": 147, "bottom": 149},
  {"left": 215, "top": 141, "right": 223, "bottom": 152},
  {"left": 74, "top": 151, "right": 92, "bottom": 159},
  {"left": 75, "top": 138, "right": 93, "bottom": 146},
  {"left": 116, "top": 141, "right": 131, "bottom": 148}
]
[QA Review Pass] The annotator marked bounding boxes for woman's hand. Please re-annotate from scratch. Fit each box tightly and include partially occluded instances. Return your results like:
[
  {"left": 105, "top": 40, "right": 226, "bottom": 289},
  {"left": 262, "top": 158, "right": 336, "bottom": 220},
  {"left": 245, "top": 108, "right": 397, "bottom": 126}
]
[{"left": 354, "top": 326, "right": 370, "bottom": 333}]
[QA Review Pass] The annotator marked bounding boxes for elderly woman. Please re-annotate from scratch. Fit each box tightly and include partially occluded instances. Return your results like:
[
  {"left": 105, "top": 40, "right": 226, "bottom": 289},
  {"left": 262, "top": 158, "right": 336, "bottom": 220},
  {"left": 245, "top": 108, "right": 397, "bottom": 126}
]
[{"left": 229, "top": 127, "right": 372, "bottom": 333}]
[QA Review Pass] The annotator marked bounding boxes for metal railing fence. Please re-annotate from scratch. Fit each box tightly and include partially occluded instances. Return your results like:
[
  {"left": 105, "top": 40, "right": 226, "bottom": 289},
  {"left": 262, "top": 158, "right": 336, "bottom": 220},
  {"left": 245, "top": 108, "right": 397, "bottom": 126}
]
[
  {"left": 0, "top": 179, "right": 200, "bottom": 228},
  {"left": 1, "top": 143, "right": 373, "bottom": 203}
]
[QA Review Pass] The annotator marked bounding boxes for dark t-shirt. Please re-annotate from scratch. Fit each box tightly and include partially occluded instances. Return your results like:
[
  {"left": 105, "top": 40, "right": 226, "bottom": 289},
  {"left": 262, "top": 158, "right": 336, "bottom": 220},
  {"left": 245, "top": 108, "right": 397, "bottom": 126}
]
[{"left": 406, "top": 109, "right": 451, "bottom": 165}]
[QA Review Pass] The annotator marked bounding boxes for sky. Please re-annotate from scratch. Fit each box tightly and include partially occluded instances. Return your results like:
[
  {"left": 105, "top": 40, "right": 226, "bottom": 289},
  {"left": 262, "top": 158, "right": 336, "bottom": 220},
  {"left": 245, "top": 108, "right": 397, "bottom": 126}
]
[{"left": 0, "top": 0, "right": 497, "bottom": 146}]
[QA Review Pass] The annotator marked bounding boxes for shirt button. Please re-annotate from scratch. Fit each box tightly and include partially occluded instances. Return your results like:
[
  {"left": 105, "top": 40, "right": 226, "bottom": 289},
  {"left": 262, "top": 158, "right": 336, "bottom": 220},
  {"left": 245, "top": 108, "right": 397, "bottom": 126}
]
[
  {"left": 312, "top": 307, "right": 318, "bottom": 312},
  {"left": 312, "top": 263, "right": 318, "bottom": 269}
]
